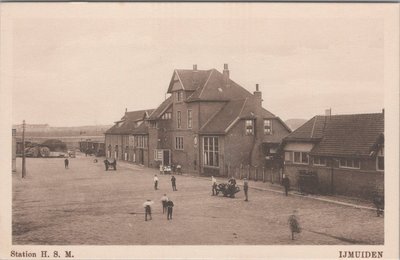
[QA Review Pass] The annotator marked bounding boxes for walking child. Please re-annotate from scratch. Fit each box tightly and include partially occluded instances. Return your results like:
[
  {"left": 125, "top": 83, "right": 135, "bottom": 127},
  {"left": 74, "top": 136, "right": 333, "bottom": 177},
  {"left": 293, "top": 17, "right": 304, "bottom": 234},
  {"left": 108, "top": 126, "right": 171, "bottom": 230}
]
[{"left": 288, "top": 210, "right": 301, "bottom": 240}]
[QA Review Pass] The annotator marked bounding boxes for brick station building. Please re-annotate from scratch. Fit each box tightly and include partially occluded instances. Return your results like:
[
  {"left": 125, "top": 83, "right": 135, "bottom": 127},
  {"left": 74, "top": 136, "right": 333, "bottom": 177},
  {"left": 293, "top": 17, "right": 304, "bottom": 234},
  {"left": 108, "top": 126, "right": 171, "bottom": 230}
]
[
  {"left": 106, "top": 64, "right": 291, "bottom": 177},
  {"left": 105, "top": 109, "right": 154, "bottom": 162},
  {"left": 282, "top": 112, "right": 384, "bottom": 198}
]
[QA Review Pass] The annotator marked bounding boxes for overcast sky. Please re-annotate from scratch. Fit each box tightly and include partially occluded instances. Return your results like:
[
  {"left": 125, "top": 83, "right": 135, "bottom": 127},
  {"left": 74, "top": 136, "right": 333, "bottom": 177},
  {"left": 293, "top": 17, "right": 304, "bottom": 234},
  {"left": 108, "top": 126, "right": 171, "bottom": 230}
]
[{"left": 5, "top": 3, "right": 386, "bottom": 126}]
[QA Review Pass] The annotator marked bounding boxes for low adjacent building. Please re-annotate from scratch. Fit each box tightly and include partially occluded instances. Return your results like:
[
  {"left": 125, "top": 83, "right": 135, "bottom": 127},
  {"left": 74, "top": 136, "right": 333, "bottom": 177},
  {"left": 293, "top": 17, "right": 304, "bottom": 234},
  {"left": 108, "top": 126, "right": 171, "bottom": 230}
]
[
  {"left": 282, "top": 112, "right": 384, "bottom": 198},
  {"left": 105, "top": 109, "right": 154, "bottom": 161}
]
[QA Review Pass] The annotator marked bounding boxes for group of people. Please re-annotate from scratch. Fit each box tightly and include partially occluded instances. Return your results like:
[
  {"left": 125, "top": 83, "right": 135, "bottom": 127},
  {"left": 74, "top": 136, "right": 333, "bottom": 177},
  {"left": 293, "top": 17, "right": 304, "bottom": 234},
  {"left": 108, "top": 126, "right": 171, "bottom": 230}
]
[
  {"left": 153, "top": 174, "right": 177, "bottom": 191},
  {"left": 143, "top": 194, "right": 175, "bottom": 221},
  {"left": 159, "top": 164, "right": 182, "bottom": 175}
]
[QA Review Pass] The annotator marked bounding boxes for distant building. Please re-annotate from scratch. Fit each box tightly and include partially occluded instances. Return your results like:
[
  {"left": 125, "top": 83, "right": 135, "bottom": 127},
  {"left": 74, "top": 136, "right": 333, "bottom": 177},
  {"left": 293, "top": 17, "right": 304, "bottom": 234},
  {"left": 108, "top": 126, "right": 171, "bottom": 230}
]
[
  {"left": 126, "top": 64, "right": 291, "bottom": 176},
  {"left": 282, "top": 112, "right": 384, "bottom": 198},
  {"left": 12, "top": 129, "right": 16, "bottom": 172},
  {"left": 105, "top": 109, "right": 154, "bottom": 161}
]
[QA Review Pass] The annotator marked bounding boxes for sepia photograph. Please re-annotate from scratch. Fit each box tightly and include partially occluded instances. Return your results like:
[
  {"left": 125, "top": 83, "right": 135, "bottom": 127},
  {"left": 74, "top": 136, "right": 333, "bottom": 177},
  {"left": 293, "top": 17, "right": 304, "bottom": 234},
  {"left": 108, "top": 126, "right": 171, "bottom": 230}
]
[{"left": 0, "top": 2, "right": 399, "bottom": 259}]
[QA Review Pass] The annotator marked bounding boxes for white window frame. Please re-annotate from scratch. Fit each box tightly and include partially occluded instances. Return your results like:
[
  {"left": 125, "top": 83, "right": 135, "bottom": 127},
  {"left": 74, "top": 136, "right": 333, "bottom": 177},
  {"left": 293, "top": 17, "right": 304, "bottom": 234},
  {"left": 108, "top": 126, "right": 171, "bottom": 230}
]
[
  {"left": 339, "top": 158, "right": 361, "bottom": 169},
  {"left": 292, "top": 151, "right": 309, "bottom": 165},
  {"left": 187, "top": 109, "right": 192, "bottom": 129},
  {"left": 175, "top": 136, "right": 184, "bottom": 150},
  {"left": 245, "top": 120, "right": 254, "bottom": 135},
  {"left": 264, "top": 119, "right": 272, "bottom": 135},
  {"left": 203, "top": 136, "right": 219, "bottom": 167}
]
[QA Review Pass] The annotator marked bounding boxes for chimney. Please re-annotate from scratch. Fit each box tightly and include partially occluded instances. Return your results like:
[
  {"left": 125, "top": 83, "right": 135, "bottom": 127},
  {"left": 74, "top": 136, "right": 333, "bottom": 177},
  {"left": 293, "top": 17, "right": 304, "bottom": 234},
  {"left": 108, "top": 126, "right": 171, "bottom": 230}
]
[
  {"left": 223, "top": 63, "right": 229, "bottom": 85},
  {"left": 125, "top": 108, "right": 128, "bottom": 114},
  {"left": 193, "top": 64, "right": 197, "bottom": 71},
  {"left": 253, "top": 84, "right": 263, "bottom": 109},
  {"left": 382, "top": 108, "right": 385, "bottom": 114},
  {"left": 325, "top": 108, "right": 331, "bottom": 116},
  {"left": 193, "top": 64, "right": 199, "bottom": 87}
]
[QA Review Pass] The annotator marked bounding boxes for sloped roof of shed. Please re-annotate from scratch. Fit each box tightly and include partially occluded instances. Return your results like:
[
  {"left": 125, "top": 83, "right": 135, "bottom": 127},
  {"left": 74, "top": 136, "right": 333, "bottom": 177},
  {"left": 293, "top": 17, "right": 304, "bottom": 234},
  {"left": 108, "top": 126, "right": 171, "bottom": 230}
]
[{"left": 284, "top": 113, "right": 384, "bottom": 157}]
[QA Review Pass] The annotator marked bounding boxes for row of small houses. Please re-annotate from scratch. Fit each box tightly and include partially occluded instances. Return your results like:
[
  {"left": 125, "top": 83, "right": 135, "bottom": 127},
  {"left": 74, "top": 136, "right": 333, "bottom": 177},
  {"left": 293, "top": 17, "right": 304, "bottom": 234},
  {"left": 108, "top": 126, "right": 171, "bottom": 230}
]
[{"left": 105, "top": 64, "right": 384, "bottom": 199}]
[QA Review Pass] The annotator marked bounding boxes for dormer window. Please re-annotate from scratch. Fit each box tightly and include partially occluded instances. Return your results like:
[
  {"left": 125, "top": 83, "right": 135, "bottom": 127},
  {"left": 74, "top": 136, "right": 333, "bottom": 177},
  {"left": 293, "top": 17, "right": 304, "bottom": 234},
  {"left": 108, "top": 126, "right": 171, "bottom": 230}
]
[
  {"left": 245, "top": 120, "right": 254, "bottom": 135},
  {"left": 264, "top": 119, "right": 272, "bottom": 135}
]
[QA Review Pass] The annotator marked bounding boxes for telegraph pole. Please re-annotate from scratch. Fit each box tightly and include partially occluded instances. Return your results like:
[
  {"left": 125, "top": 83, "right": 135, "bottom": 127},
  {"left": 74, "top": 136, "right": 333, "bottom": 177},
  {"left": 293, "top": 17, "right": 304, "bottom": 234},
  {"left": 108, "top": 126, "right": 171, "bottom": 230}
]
[{"left": 22, "top": 120, "right": 26, "bottom": 178}]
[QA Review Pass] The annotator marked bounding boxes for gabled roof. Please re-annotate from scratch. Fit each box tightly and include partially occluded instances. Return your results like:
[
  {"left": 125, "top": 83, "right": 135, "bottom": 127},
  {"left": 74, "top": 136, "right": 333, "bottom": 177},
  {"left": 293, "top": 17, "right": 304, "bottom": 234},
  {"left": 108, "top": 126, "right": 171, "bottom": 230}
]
[
  {"left": 199, "top": 96, "right": 282, "bottom": 135},
  {"left": 147, "top": 96, "right": 173, "bottom": 120},
  {"left": 167, "top": 69, "right": 212, "bottom": 92},
  {"left": 105, "top": 109, "right": 154, "bottom": 135},
  {"left": 186, "top": 69, "right": 253, "bottom": 102},
  {"left": 284, "top": 113, "right": 384, "bottom": 157}
]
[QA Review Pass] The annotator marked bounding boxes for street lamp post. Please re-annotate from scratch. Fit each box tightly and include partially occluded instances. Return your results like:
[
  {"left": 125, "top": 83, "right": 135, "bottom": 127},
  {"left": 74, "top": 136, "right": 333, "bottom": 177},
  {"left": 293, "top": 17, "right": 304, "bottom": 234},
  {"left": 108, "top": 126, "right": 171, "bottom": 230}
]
[{"left": 22, "top": 120, "right": 26, "bottom": 178}]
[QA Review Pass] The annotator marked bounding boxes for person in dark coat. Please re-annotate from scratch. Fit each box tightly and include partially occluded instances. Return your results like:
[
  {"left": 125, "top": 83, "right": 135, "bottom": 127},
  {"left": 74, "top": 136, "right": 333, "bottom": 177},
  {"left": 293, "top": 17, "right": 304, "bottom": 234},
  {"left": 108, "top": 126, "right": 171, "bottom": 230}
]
[
  {"left": 104, "top": 160, "right": 109, "bottom": 171},
  {"left": 166, "top": 200, "right": 174, "bottom": 220},
  {"left": 282, "top": 174, "right": 290, "bottom": 196},
  {"left": 171, "top": 176, "right": 177, "bottom": 191},
  {"left": 243, "top": 178, "right": 249, "bottom": 201},
  {"left": 64, "top": 158, "right": 69, "bottom": 169},
  {"left": 154, "top": 175, "right": 159, "bottom": 190}
]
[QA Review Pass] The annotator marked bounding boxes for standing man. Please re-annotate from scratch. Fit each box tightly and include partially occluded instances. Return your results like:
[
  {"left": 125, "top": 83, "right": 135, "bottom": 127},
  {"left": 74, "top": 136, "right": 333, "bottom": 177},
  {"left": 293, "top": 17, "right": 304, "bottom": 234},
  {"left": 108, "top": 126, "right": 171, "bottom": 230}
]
[
  {"left": 143, "top": 200, "right": 154, "bottom": 221},
  {"left": 154, "top": 175, "right": 159, "bottom": 190},
  {"left": 64, "top": 158, "right": 69, "bottom": 169},
  {"left": 159, "top": 164, "right": 164, "bottom": 175},
  {"left": 166, "top": 199, "right": 174, "bottom": 220},
  {"left": 171, "top": 176, "right": 177, "bottom": 191},
  {"left": 243, "top": 178, "right": 249, "bottom": 201},
  {"left": 282, "top": 174, "right": 290, "bottom": 196},
  {"left": 161, "top": 194, "right": 169, "bottom": 214},
  {"left": 211, "top": 176, "right": 217, "bottom": 196}
]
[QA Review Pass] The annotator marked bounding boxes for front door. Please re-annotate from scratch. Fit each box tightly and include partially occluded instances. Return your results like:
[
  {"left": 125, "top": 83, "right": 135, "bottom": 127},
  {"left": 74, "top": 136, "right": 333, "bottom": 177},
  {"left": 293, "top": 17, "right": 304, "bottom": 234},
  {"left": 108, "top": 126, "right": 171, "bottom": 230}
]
[
  {"left": 163, "top": 150, "right": 170, "bottom": 165},
  {"left": 139, "top": 149, "right": 144, "bottom": 165}
]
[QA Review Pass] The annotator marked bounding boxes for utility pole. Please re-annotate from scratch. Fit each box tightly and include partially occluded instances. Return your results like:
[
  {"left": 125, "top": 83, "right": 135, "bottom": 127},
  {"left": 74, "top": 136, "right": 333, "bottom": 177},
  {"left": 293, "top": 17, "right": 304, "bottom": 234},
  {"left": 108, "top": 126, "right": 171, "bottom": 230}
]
[{"left": 22, "top": 120, "right": 26, "bottom": 178}]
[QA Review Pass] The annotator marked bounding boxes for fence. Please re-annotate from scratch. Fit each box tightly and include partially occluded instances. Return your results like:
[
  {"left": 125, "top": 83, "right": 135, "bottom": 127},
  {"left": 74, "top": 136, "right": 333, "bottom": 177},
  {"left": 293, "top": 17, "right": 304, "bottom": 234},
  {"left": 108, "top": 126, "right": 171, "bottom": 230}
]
[{"left": 226, "top": 165, "right": 282, "bottom": 184}]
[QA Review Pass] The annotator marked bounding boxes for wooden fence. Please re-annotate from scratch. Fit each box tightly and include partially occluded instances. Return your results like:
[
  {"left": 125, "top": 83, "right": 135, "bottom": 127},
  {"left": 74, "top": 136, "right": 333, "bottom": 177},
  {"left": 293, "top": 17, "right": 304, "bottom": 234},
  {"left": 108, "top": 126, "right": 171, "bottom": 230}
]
[{"left": 226, "top": 165, "right": 282, "bottom": 184}]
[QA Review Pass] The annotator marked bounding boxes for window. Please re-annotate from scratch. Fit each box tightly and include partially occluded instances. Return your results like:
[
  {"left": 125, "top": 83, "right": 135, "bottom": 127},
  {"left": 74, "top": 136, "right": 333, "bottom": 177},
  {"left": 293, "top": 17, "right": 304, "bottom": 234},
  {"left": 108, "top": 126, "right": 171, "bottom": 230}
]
[
  {"left": 264, "top": 119, "right": 272, "bottom": 134},
  {"left": 161, "top": 112, "right": 172, "bottom": 120},
  {"left": 377, "top": 156, "right": 384, "bottom": 171},
  {"left": 187, "top": 110, "right": 192, "bottom": 128},
  {"left": 203, "top": 137, "right": 219, "bottom": 167},
  {"left": 176, "top": 91, "right": 184, "bottom": 102},
  {"left": 150, "top": 121, "right": 157, "bottom": 128},
  {"left": 136, "top": 135, "right": 148, "bottom": 148},
  {"left": 313, "top": 156, "right": 326, "bottom": 166},
  {"left": 245, "top": 120, "right": 254, "bottom": 135},
  {"left": 292, "top": 151, "right": 309, "bottom": 164},
  {"left": 175, "top": 137, "right": 184, "bottom": 150},
  {"left": 177, "top": 111, "right": 181, "bottom": 128},
  {"left": 339, "top": 158, "right": 360, "bottom": 169}
]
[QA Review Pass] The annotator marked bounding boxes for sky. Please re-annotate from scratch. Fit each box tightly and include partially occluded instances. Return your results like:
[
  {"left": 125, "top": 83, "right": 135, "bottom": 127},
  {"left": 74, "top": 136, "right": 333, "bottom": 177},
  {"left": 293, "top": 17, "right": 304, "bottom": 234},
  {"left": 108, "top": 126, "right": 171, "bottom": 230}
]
[{"left": 5, "top": 3, "right": 387, "bottom": 126}]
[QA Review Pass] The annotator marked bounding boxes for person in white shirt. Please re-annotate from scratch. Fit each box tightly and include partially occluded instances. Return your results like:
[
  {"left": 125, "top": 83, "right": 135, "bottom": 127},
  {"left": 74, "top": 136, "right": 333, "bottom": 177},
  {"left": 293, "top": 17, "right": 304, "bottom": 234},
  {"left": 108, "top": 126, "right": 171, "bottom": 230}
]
[
  {"left": 143, "top": 200, "right": 154, "bottom": 221},
  {"left": 211, "top": 176, "right": 217, "bottom": 196},
  {"left": 154, "top": 175, "right": 159, "bottom": 190},
  {"left": 161, "top": 194, "right": 169, "bottom": 214}
]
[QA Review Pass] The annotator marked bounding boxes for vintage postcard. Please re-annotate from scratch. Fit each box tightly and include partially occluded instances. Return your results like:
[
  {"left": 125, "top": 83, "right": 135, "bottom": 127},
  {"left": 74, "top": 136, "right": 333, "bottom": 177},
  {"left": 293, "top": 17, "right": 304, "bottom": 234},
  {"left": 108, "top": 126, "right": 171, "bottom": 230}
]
[{"left": 0, "top": 2, "right": 399, "bottom": 259}]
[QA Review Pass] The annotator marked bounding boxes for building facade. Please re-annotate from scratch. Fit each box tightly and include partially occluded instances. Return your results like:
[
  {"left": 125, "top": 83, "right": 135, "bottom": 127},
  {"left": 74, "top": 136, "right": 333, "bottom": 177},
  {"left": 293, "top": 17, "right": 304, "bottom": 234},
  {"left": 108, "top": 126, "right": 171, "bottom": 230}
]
[
  {"left": 105, "top": 109, "right": 154, "bottom": 162},
  {"left": 143, "top": 64, "right": 291, "bottom": 176},
  {"left": 282, "top": 112, "right": 384, "bottom": 198}
]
